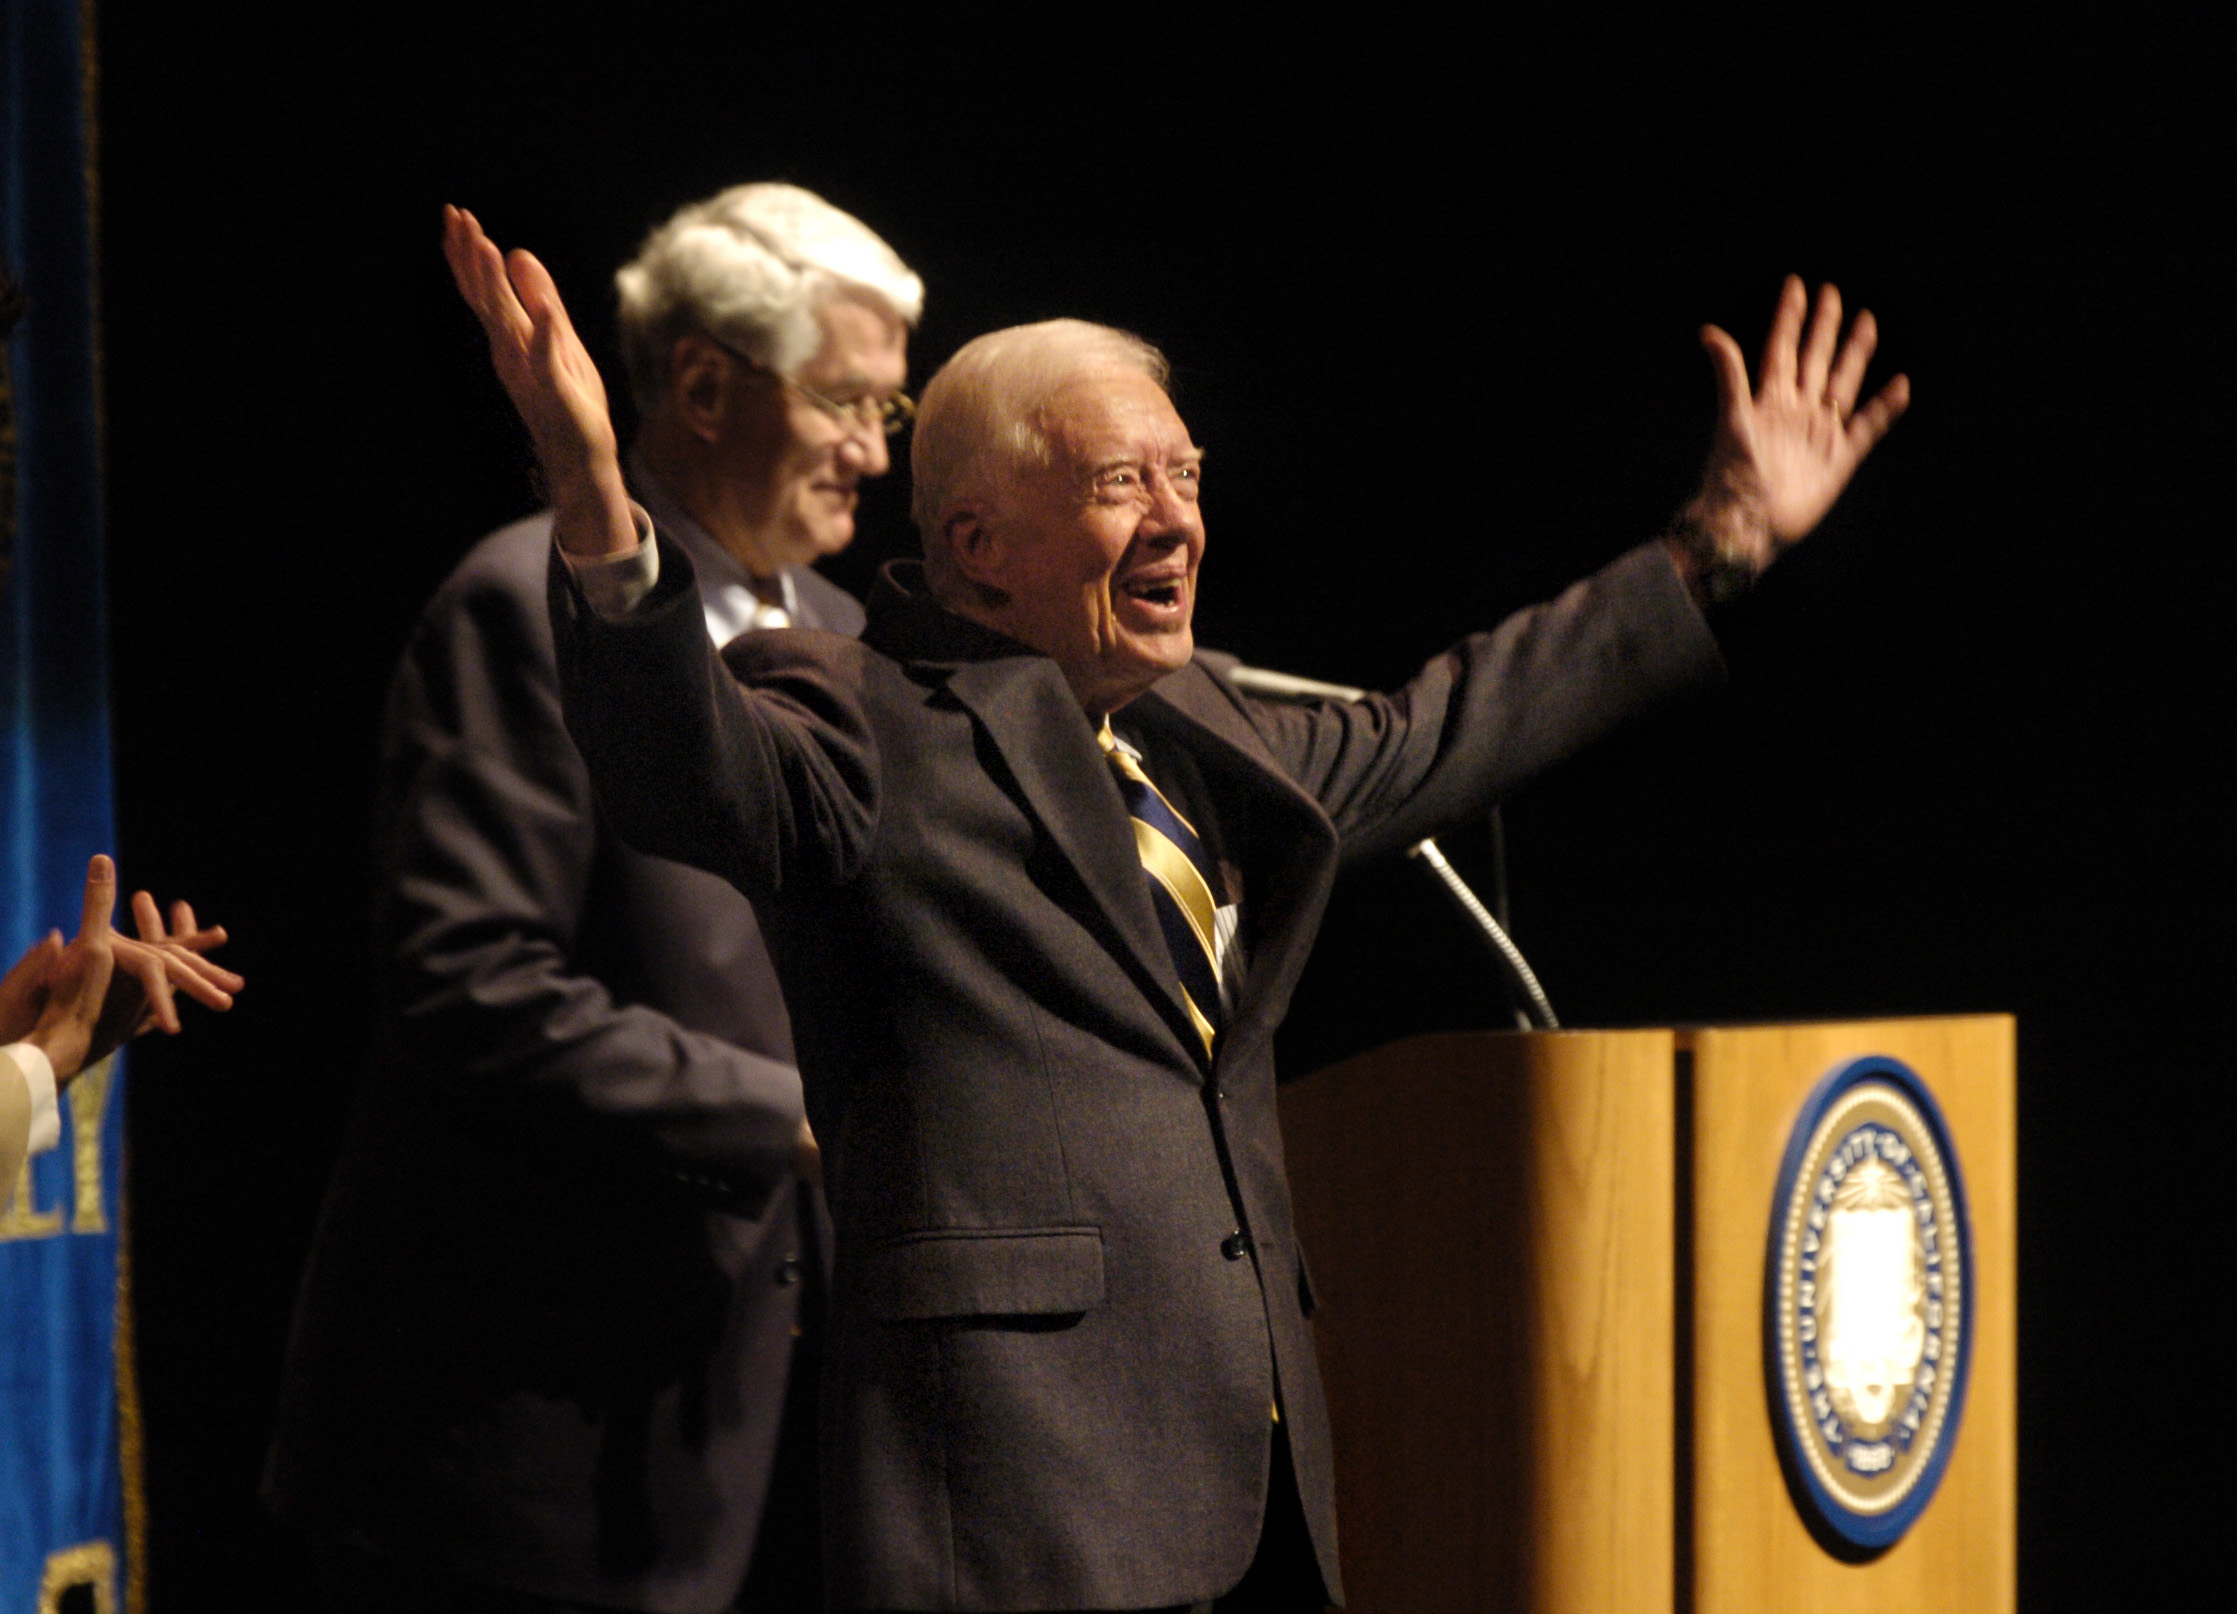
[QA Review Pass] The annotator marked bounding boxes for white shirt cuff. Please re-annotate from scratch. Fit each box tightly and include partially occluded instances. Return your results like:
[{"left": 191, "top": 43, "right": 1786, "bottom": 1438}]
[
  {"left": 4, "top": 1041, "right": 62, "bottom": 1156},
  {"left": 559, "top": 502, "right": 662, "bottom": 618}
]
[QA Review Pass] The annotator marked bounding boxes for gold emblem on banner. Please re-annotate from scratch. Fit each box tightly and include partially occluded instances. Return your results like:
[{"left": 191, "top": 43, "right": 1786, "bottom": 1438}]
[
  {"left": 0, "top": 1055, "right": 112, "bottom": 1242},
  {"left": 40, "top": 1539, "right": 118, "bottom": 1614}
]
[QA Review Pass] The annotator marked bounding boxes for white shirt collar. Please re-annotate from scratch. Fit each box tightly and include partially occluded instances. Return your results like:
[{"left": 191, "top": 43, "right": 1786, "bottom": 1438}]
[{"left": 627, "top": 450, "right": 798, "bottom": 646}]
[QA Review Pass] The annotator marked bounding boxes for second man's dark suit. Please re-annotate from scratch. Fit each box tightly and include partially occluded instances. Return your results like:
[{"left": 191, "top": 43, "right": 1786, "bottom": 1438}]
[
  {"left": 553, "top": 535, "right": 1724, "bottom": 1611},
  {"left": 266, "top": 501, "right": 861, "bottom": 1613}
]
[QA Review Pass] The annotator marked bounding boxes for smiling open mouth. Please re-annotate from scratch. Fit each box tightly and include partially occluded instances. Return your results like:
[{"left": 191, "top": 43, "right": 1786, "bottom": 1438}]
[{"left": 1120, "top": 576, "right": 1185, "bottom": 609}]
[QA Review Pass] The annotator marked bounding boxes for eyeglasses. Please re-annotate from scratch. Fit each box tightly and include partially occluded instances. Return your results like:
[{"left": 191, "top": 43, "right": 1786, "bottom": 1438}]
[{"left": 707, "top": 334, "right": 915, "bottom": 438}]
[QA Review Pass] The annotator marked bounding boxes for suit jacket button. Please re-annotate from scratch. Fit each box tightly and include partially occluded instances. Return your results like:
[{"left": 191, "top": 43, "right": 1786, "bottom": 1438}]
[
  {"left": 775, "top": 1255, "right": 803, "bottom": 1286},
  {"left": 1221, "top": 1231, "right": 1250, "bottom": 1261}
]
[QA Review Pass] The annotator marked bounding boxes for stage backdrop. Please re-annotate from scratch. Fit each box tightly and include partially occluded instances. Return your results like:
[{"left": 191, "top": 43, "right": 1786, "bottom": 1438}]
[{"left": 2, "top": 1, "right": 144, "bottom": 1611}]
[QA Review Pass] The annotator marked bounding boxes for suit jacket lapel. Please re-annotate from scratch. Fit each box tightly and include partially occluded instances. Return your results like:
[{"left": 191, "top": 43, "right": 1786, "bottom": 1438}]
[
  {"left": 1132, "top": 669, "right": 1340, "bottom": 1075},
  {"left": 861, "top": 564, "right": 1324, "bottom": 1075},
  {"left": 940, "top": 656, "right": 1211, "bottom": 1068}
]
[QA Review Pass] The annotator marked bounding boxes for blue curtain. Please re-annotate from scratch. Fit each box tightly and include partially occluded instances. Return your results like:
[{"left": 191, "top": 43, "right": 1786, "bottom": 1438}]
[{"left": 2, "top": 0, "right": 141, "bottom": 1609}]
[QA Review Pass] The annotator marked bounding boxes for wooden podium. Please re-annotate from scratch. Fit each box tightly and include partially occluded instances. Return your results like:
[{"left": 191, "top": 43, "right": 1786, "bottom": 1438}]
[{"left": 1278, "top": 1018, "right": 2014, "bottom": 1612}]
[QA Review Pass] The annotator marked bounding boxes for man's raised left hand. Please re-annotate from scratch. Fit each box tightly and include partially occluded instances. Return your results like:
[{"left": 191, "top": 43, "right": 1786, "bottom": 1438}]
[{"left": 1675, "top": 276, "right": 1911, "bottom": 585}]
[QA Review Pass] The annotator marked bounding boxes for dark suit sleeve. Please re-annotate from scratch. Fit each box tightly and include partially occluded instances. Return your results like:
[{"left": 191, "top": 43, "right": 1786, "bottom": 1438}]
[
  {"left": 549, "top": 534, "right": 881, "bottom": 899},
  {"left": 1238, "top": 541, "right": 1726, "bottom": 865},
  {"left": 379, "top": 543, "right": 807, "bottom": 1189}
]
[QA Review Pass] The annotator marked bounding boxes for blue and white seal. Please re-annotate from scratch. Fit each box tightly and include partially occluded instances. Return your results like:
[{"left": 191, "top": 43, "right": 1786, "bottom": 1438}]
[{"left": 1764, "top": 1054, "right": 1973, "bottom": 1554}]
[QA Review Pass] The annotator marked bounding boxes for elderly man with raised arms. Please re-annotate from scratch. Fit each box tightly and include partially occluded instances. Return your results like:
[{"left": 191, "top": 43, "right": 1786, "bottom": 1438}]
[
  {"left": 268, "top": 186, "right": 920, "bottom": 1614},
  {"left": 445, "top": 207, "right": 1905, "bottom": 1612}
]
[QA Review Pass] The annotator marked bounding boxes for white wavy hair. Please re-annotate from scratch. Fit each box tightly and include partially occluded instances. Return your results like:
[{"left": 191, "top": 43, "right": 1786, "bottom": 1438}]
[
  {"left": 614, "top": 182, "right": 924, "bottom": 415},
  {"left": 910, "top": 319, "right": 1170, "bottom": 571}
]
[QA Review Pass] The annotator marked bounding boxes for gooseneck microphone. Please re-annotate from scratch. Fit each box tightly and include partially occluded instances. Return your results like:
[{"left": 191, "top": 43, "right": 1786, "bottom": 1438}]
[
  {"left": 1404, "top": 840, "right": 1558, "bottom": 1031},
  {"left": 1224, "top": 664, "right": 1559, "bottom": 1030}
]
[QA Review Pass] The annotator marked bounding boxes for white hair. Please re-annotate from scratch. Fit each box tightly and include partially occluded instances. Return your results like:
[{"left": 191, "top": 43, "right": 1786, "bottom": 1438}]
[
  {"left": 910, "top": 319, "right": 1169, "bottom": 559},
  {"left": 614, "top": 182, "right": 924, "bottom": 415}
]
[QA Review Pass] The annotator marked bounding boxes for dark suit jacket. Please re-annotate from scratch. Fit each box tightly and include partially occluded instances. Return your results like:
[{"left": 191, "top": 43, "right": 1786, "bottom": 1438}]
[
  {"left": 554, "top": 541, "right": 1722, "bottom": 1611},
  {"left": 265, "top": 513, "right": 860, "bottom": 1613}
]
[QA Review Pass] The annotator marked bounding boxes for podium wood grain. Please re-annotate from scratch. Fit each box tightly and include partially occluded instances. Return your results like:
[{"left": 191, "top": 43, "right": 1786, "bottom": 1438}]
[
  {"left": 1682, "top": 1018, "right": 2015, "bottom": 1614},
  {"left": 1280, "top": 1030, "right": 1677, "bottom": 1612}
]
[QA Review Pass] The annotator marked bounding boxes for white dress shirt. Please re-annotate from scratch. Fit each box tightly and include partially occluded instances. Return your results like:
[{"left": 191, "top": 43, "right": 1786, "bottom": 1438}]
[
  {"left": 1, "top": 1039, "right": 60, "bottom": 1200},
  {"left": 627, "top": 454, "right": 798, "bottom": 645},
  {"left": 563, "top": 503, "right": 665, "bottom": 618}
]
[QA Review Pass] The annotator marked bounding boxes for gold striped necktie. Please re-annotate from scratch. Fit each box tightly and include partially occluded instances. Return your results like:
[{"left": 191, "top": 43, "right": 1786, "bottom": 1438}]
[{"left": 1099, "top": 719, "right": 1224, "bottom": 1057}]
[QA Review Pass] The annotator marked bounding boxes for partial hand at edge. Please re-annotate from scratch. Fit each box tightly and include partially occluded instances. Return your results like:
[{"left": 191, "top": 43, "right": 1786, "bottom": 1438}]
[
  {"left": 0, "top": 931, "right": 65, "bottom": 1045},
  {"left": 23, "top": 855, "right": 122, "bottom": 1083},
  {"left": 96, "top": 887, "right": 244, "bottom": 1058},
  {"left": 18, "top": 856, "right": 244, "bottom": 1084},
  {"left": 441, "top": 204, "right": 637, "bottom": 559},
  {"left": 1674, "top": 275, "right": 1911, "bottom": 585}
]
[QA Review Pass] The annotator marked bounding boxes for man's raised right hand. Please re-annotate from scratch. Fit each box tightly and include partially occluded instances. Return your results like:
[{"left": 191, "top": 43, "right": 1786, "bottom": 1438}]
[{"left": 441, "top": 205, "right": 638, "bottom": 559}]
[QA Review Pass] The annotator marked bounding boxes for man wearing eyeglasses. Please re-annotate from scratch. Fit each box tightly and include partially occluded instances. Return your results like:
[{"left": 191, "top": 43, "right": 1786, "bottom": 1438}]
[
  {"left": 614, "top": 186, "right": 917, "bottom": 644},
  {"left": 266, "top": 184, "right": 921, "bottom": 1614}
]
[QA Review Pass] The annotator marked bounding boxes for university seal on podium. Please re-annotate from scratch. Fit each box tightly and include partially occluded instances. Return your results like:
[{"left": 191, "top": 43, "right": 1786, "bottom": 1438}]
[{"left": 1765, "top": 1054, "right": 1973, "bottom": 1553}]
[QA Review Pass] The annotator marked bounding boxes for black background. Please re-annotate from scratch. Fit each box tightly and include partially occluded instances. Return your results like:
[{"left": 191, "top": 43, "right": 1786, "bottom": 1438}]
[{"left": 92, "top": 9, "right": 2224, "bottom": 1608}]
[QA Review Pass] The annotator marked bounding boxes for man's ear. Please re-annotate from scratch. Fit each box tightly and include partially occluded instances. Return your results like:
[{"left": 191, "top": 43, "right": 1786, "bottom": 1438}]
[
  {"left": 943, "top": 504, "right": 1006, "bottom": 593},
  {"left": 666, "top": 334, "right": 734, "bottom": 443}
]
